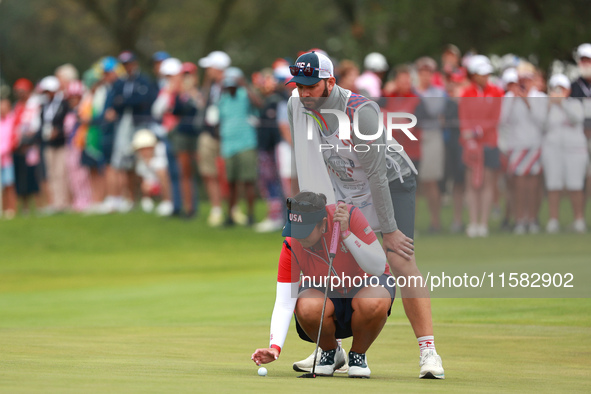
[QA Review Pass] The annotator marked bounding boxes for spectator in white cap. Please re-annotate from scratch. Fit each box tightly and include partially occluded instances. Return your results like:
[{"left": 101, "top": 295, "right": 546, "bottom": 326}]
[
  {"left": 459, "top": 55, "right": 504, "bottom": 237},
  {"left": 39, "top": 75, "right": 69, "bottom": 213},
  {"left": 355, "top": 52, "right": 388, "bottom": 97},
  {"left": 150, "top": 57, "right": 185, "bottom": 216},
  {"left": 570, "top": 43, "right": 591, "bottom": 201},
  {"left": 152, "top": 57, "right": 183, "bottom": 130},
  {"left": 152, "top": 57, "right": 200, "bottom": 218},
  {"left": 504, "top": 61, "right": 546, "bottom": 235},
  {"left": 198, "top": 50, "right": 231, "bottom": 226},
  {"left": 497, "top": 67, "right": 519, "bottom": 229},
  {"left": 571, "top": 43, "right": 591, "bottom": 98},
  {"left": 132, "top": 129, "right": 173, "bottom": 216},
  {"left": 542, "top": 74, "right": 588, "bottom": 233}
]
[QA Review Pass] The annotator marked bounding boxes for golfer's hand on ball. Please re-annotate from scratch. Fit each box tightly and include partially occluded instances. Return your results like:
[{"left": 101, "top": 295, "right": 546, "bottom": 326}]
[
  {"left": 251, "top": 347, "right": 279, "bottom": 365},
  {"left": 333, "top": 203, "right": 350, "bottom": 237},
  {"left": 383, "top": 230, "right": 414, "bottom": 261}
]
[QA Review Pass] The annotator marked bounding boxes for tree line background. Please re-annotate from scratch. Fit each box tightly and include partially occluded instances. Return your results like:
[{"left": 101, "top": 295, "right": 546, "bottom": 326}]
[{"left": 1, "top": 0, "right": 590, "bottom": 85}]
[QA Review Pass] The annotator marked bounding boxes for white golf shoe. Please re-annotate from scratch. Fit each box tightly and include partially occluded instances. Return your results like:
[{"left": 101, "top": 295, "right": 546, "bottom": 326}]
[
  {"left": 254, "top": 218, "right": 284, "bottom": 233},
  {"left": 116, "top": 198, "right": 133, "bottom": 213},
  {"left": 419, "top": 349, "right": 445, "bottom": 379},
  {"left": 348, "top": 351, "right": 370, "bottom": 378},
  {"left": 466, "top": 223, "right": 479, "bottom": 238},
  {"left": 573, "top": 218, "right": 587, "bottom": 233},
  {"left": 293, "top": 346, "right": 348, "bottom": 374},
  {"left": 97, "top": 196, "right": 117, "bottom": 214},
  {"left": 155, "top": 200, "right": 174, "bottom": 217},
  {"left": 207, "top": 208, "right": 224, "bottom": 227},
  {"left": 231, "top": 207, "right": 248, "bottom": 226},
  {"left": 141, "top": 197, "right": 155, "bottom": 213},
  {"left": 314, "top": 345, "right": 346, "bottom": 376},
  {"left": 546, "top": 218, "right": 560, "bottom": 234}
]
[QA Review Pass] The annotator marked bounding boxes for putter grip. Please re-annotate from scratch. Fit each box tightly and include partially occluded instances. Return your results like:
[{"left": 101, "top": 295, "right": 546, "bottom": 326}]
[
  {"left": 329, "top": 221, "right": 340, "bottom": 257},
  {"left": 329, "top": 200, "right": 345, "bottom": 257}
]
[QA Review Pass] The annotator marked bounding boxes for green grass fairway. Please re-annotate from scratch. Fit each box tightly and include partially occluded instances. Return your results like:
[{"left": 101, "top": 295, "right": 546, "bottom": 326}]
[{"left": 1, "top": 204, "right": 590, "bottom": 393}]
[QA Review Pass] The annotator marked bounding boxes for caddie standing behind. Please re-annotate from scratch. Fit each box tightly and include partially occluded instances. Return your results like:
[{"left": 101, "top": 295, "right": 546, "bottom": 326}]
[{"left": 286, "top": 51, "right": 444, "bottom": 379}]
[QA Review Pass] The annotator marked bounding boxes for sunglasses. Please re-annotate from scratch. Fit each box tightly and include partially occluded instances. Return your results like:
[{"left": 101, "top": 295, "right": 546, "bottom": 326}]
[
  {"left": 289, "top": 65, "right": 330, "bottom": 77},
  {"left": 286, "top": 198, "right": 317, "bottom": 211}
]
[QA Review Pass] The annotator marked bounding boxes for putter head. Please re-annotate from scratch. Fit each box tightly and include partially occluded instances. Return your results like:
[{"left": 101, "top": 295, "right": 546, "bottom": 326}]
[{"left": 298, "top": 373, "right": 316, "bottom": 378}]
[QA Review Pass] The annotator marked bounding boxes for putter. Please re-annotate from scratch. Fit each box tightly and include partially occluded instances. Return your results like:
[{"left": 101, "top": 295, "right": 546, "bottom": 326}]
[{"left": 299, "top": 210, "right": 342, "bottom": 378}]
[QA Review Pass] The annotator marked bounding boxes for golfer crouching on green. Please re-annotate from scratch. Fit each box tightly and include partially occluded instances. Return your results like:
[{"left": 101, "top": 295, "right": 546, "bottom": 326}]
[{"left": 251, "top": 191, "right": 395, "bottom": 378}]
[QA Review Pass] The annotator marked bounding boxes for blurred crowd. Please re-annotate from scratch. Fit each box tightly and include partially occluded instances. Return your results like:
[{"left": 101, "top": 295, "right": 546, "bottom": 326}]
[{"left": 1, "top": 43, "right": 590, "bottom": 236}]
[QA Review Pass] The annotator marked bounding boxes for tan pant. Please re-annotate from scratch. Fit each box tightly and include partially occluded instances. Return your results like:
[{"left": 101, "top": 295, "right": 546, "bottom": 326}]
[
  {"left": 197, "top": 133, "right": 220, "bottom": 177},
  {"left": 45, "top": 146, "right": 68, "bottom": 210}
]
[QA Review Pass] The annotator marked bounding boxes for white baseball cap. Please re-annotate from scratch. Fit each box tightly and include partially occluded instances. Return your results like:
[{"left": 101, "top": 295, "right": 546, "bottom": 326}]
[
  {"left": 548, "top": 74, "right": 571, "bottom": 90},
  {"left": 160, "top": 58, "right": 183, "bottom": 76},
  {"left": 502, "top": 68, "right": 518, "bottom": 85},
  {"left": 364, "top": 52, "right": 389, "bottom": 72},
  {"left": 274, "top": 64, "right": 292, "bottom": 82},
  {"left": 39, "top": 76, "right": 60, "bottom": 92},
  {"left": 576, "top": 43, "right": 591, "bottom": 60},
  {"left": 198, "top": 51, "right": 231, "bottom": 70},
  {"left": 132, "top": 129, "right": 157, "bottom": 150},
  {"left": 468, "top": 55, "right": 493, "bottom": 75}
]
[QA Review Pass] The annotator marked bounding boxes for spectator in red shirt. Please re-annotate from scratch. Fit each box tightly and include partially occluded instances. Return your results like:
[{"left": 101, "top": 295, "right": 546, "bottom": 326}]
[{"left": 459, "top": 55, "right": 504, "bottom": 237}]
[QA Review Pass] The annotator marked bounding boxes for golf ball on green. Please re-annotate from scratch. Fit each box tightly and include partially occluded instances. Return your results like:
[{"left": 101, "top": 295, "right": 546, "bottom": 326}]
[{"left": 258, "top": 367, "right": 267, "bottom": 376}]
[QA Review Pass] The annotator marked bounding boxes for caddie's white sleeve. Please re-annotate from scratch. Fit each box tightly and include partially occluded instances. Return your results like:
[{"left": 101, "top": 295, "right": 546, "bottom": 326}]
[
  {"left": 343, "top": 234, "right": 387, "bottom": 277},
  {"left": 269, "top": 281, "right": 298, "bottom": 350}
]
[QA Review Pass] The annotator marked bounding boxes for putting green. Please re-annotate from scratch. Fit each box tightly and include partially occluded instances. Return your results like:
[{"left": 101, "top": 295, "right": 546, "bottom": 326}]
[{"left": 1, "top": 204, "right": 589, "bottom": 393}]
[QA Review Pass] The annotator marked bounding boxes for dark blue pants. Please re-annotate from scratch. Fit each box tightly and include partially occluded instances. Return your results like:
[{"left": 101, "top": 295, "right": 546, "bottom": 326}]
[{"left": 163, "top": 139, "right": 183, "bottom": 215}]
